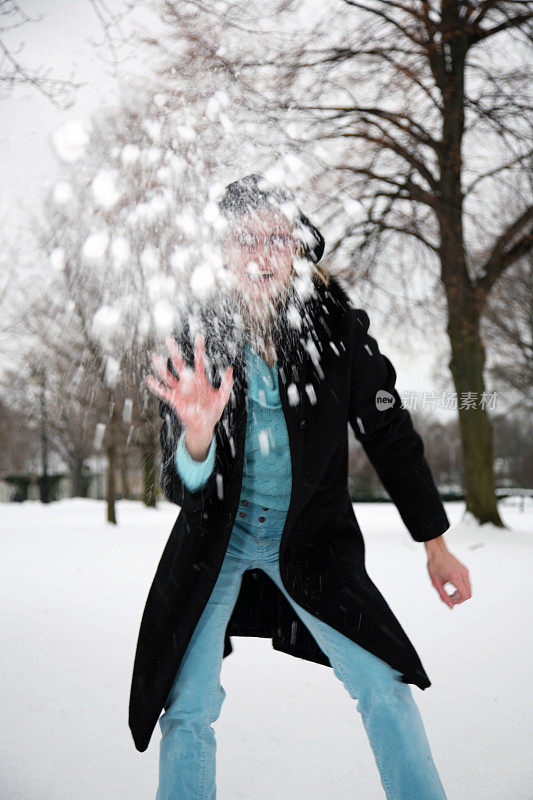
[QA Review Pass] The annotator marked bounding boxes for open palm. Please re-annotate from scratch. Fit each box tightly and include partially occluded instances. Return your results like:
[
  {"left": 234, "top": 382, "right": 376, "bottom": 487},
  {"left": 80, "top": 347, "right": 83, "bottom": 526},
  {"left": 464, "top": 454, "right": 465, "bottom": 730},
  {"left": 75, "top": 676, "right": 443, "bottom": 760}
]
[{"left": 146, "top": 332, "right": 234, "bottom": 436}]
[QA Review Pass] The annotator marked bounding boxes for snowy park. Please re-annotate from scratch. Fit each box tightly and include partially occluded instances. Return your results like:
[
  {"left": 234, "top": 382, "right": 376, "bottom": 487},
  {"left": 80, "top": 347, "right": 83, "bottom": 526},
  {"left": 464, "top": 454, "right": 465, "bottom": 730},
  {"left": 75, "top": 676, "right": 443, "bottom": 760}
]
[
  {"left": 1, "top": 2, "right": 532, "bottom": 800},
  {"left": 1, "top": 496, "right": 532, "bottom": 799}
]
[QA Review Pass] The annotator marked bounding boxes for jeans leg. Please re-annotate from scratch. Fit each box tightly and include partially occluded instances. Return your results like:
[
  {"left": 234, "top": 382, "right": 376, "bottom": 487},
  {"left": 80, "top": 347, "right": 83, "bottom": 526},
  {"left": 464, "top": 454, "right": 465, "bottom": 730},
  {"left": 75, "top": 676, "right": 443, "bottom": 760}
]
[
  {"left": 156, "top": 546, "right": 247, "bottom": 800},
  {"left": 261, "top": 557, "right": 448, "bottom": 800}
]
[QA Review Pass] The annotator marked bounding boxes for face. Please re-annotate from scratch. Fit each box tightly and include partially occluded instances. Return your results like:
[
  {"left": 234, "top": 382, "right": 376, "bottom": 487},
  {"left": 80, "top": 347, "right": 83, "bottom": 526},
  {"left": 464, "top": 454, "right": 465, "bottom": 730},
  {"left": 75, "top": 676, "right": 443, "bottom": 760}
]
[{"left": 221, "top": 207, "right": 295, "bottom": 320}]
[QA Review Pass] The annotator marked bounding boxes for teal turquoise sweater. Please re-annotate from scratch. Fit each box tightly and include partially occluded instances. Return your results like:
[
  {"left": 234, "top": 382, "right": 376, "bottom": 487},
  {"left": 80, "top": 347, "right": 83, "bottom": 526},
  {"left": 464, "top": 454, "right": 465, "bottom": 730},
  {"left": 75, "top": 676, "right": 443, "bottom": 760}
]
[{"left": 175, "top": 340, "right": 292, "bottom": 511}]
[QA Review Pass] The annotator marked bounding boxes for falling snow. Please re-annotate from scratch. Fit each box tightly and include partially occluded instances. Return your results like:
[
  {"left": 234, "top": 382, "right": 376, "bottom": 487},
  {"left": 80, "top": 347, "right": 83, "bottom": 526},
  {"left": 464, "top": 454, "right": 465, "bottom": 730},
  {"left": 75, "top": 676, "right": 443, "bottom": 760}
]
[
  {"left": 82, "top": 231, "right": 109, "bottom": 264},
  {"left": 51, "top": 120, "right": 90, "bottom": 163},
  {"left": 287, "top": 383, "right": 300, "bottom": 406},
  {"left": 92, "top": 169, "right": 122, "bottom": 210}
]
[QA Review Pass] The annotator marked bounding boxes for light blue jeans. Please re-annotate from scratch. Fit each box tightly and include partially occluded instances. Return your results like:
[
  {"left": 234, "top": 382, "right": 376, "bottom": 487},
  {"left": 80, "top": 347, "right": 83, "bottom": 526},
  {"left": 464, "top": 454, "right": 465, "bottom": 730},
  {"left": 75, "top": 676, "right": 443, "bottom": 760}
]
[{"left": 156, "top": 497, "right": 448, "bottom": 800}]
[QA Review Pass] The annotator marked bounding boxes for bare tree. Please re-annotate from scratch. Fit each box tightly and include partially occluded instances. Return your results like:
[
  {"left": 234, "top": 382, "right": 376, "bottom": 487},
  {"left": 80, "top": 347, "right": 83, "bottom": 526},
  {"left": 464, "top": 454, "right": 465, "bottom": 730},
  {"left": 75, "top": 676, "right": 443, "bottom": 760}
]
[
  {"left": 156, "top": 0, "right": 533, "bottom": 527},
  {"left": 0, "top": 0, "right": 137, "bottom": 107},
  {"left": 0, "top": 390, "right": 41, "bottom": 480},
  {"left": 18, "top": 293, "right": 111, "bottom": 497},
  {"left": 29, "top": 75, "right": 249, "bottom": 520},
  {"left": 482, "top": 252, "right": 533, "bottom": 411}
]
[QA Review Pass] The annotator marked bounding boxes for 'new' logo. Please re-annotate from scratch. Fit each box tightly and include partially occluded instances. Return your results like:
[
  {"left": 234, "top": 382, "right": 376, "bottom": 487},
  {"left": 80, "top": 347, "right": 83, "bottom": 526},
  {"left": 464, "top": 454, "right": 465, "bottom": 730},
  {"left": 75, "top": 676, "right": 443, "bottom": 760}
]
[{"left": 375, "top": 390, "right": 395, "bottom": 410}]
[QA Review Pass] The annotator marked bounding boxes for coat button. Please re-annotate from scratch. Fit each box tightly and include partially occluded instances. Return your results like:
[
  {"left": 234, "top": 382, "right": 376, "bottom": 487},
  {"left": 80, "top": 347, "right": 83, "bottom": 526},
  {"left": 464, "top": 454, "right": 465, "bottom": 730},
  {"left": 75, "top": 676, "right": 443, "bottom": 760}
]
[
  {"left": 241, "top": 499, "right": 249, "bottom": 506},
  {"left": 238, "top": 511, "right": 246, "bottom": 518},
  {"left": 261, "top": 506, "right": 269, "bottom": 510},
  {"left": 258, "top": 516, "right": 266, "bottom": 522}
]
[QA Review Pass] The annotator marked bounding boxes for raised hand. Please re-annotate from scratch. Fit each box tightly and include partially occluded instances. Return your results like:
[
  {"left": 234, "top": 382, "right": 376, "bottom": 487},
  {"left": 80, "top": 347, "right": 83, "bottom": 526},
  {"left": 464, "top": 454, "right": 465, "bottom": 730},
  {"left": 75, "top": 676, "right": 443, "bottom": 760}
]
[{"left": 146, "top": 332, "right": 234, "bottom": 451}]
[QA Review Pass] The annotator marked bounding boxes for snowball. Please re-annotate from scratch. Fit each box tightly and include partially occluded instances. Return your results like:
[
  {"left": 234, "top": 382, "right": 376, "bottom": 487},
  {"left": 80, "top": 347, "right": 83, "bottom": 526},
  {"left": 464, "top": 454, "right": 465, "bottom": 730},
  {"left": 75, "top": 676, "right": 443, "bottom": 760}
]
[
  {"left": 50, "top": 248, "right": 65, "bottom": 272},
  {"left": 82, "top": 231, "right": 109, "bottom": 263},
  {"left": 141, "top": 245, "right": 159, "bottom": 271},
  {"left": 218, "top": 112, "right": 233, "bottom": 133},
  {"left": 170, "top": 246, "right": 191, "bottom": 274},
  {"left": 306, "top": 337, "right": 321, "bottom": 364},
  {"left": 146, "top": 274, "right": 165, "bottom": 301},
  {"left": 122, "top": 397, "right": 133, "bottom": 425},
  {"left": 52, "top": 120, "right": 89, "bottom": 163},
  {"left": 293, "top": 272, "right": 315, "bottom": 301},
  {"left": 121, "top": 144, "right": 140, "bottom": 165},
  {"left": 153, "top": 299, "right": 175, "bottom": 336},
  {"left": 92, "top": 305, "right": 121, "bottom": 344},
  {"left": 137, "top": 311, "right": 151, "bottom": 341},
  {"left": 92, "top": 169, "right": 122, "bottom": 210},
  {"left": 111, "top": 236, "right": 130, "bottom": 267},
  {"left": 284, "top": 153, "right": 304, "bottom": 174},
  {"left": 305, "top": 337, "right": 325, "bottom": 380},
  {"left": 285, "top": 122, "right": 301, "bottom": 138},
  {"left": 175, "top": 210, "right": 198, "bottom": 235},
  {"left": 157, "top": 166, "right": 173, "bottom": 184},
  {"left": 190, "top": 264, "right": 215, "bottom": 300},
  {"left": 203, "top": 200, "right": 222, "bottom": 224},
  {"left": 143, "top": 146, "right": 162, "bottom": 165},
  {"left": 257, "top": 429, "right": 270, "bottom": 456},
  {"left": 342, "top": 197, "right": 360, "bottom": 216},
  {"left": 305, "top": 383, "right": 317, "bottom": 405},
  {"left": 206, "top": 91, "right": 229, "bottom": 118},
  {"left": 143, "top": 119, "right": 162, "bottom": 143},
  {"left": 206, "top": 95, "right": 220, "bottom": 120},
  {"left": 147, "top": 193, "right": 168, "bottom": 216},
  {"left": 166, "top": 153, "right": 186, "bottom": 175},
  {"left": 214, "top": 89, "right": 229, "bottom": 107},
  {"left": 287, "top": 303, "right": 302, "bottom": 330},
  {"left": 53, "top": 181, "right": 73, "bottom": 205},
  {"left": 93, "top": 423, "right": 106, "bottom": 450},
  {"left": 287, "top": 383, "right": 300, "bottom": 406},
  {"left": 263, "top": 165, "right": 289, "bottom": 187},
  {"left": 104, "top": 356, "right": 120, "bottom": 389},
  {"left": 208, "top": 181, "right": 225, "bottom": 203},
  {"left": 176, "top": 125, "right": 196, "bottom": 141},
  {"left": 129, "top": 193, "right": 169, "bottom": 226}
]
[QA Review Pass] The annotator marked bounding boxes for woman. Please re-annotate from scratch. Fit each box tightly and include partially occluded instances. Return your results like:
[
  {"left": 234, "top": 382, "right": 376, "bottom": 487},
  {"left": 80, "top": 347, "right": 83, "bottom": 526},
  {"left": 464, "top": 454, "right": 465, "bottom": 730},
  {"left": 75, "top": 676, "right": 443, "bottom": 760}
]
[{"left": 129, "top": 174, "right": 471, "bottom": 799}]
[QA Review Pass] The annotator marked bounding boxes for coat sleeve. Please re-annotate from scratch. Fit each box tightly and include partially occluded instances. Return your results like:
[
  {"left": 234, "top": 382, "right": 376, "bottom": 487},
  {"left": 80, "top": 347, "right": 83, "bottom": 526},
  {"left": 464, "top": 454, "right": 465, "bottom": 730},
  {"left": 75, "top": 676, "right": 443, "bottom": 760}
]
[
  {"left": 158, "top": 355, "right": 220, "bottom": 514},
  {"left": 175, "top": 429, "right": 217, "bottom": 491},
  {"left": 348, "top": 308, "right": 450, "bottom": 543}
]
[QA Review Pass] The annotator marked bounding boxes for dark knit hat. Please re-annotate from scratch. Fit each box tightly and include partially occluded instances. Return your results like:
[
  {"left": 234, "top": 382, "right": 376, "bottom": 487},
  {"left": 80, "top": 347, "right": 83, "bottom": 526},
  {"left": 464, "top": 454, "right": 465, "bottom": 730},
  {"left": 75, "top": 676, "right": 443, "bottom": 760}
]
[{"left": 217, "top": 173, "right": 325, "bottom": 264}]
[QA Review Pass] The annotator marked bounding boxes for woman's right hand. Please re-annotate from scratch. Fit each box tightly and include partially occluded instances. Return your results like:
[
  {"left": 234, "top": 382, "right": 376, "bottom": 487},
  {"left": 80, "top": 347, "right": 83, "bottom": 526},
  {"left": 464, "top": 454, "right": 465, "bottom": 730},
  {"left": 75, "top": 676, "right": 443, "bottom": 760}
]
[{"left": 146, "top": 332, "right": 234, "bottom": 449}]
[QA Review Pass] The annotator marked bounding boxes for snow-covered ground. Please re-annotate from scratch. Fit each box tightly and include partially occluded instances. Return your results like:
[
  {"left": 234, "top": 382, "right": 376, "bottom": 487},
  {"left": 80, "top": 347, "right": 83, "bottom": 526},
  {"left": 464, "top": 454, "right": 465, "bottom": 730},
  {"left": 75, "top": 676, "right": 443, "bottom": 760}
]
[{"left": 1, "top": 497, "right": 532, "bottom": 799}]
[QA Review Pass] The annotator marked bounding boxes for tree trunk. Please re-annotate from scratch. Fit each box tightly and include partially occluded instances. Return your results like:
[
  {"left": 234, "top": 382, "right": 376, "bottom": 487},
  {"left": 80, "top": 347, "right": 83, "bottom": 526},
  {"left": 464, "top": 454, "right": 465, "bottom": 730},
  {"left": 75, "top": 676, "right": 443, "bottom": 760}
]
[
  {"left": 437, "top": 42, "right": 505, "bottom": 528},
  {"left": 120, "top": 449, "right": 131, "bottom": 500},
  {"left": 446, "top": 302, "right": 505, "bottom": 527},
  {"left": 141, "top": 427, "right": 159, "bottom": 508},
  {"left": 106, "top": 393, "right": 118, "bottom": 524},
  {"left": 71, "top": 454, "right": 86, "bottom": 497}
]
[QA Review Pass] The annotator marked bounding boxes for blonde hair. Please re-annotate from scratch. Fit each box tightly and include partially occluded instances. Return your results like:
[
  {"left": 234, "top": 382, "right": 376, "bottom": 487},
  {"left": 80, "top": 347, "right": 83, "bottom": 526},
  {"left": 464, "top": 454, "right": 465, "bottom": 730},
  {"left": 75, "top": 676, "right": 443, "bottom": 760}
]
[{"left": 293, "top": 241, "right": 330, "bottom": 287}]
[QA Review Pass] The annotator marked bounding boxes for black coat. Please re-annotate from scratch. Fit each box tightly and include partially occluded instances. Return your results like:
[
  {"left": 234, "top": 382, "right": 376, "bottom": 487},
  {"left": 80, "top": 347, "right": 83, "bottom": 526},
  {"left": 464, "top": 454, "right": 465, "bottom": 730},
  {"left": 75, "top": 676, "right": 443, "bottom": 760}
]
[{"left": 128, "top": 275, "right": 450, "bottom": 753}]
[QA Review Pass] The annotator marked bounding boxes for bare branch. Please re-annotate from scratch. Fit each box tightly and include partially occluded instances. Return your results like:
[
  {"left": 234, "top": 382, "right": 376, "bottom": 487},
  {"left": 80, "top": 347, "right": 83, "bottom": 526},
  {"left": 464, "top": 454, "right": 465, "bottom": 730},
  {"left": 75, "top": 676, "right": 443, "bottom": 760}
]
[
  {"left": 0, "top": 37, "right": 80, "bottom": 107},
  {"left": 464, "top": 149, "right": 533, "bottom": 197},
  {"left": 478, "top": 205, "right": 533, "bottom": 293},
  {"left": 336, "top": 162, "right": 436, "bottom": 209},
  {"left": 470, "top": 11, "right": 533, "bottom": 43},
  {"left": 339, "top": 0, "right": 428, "bottom": 48}
]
